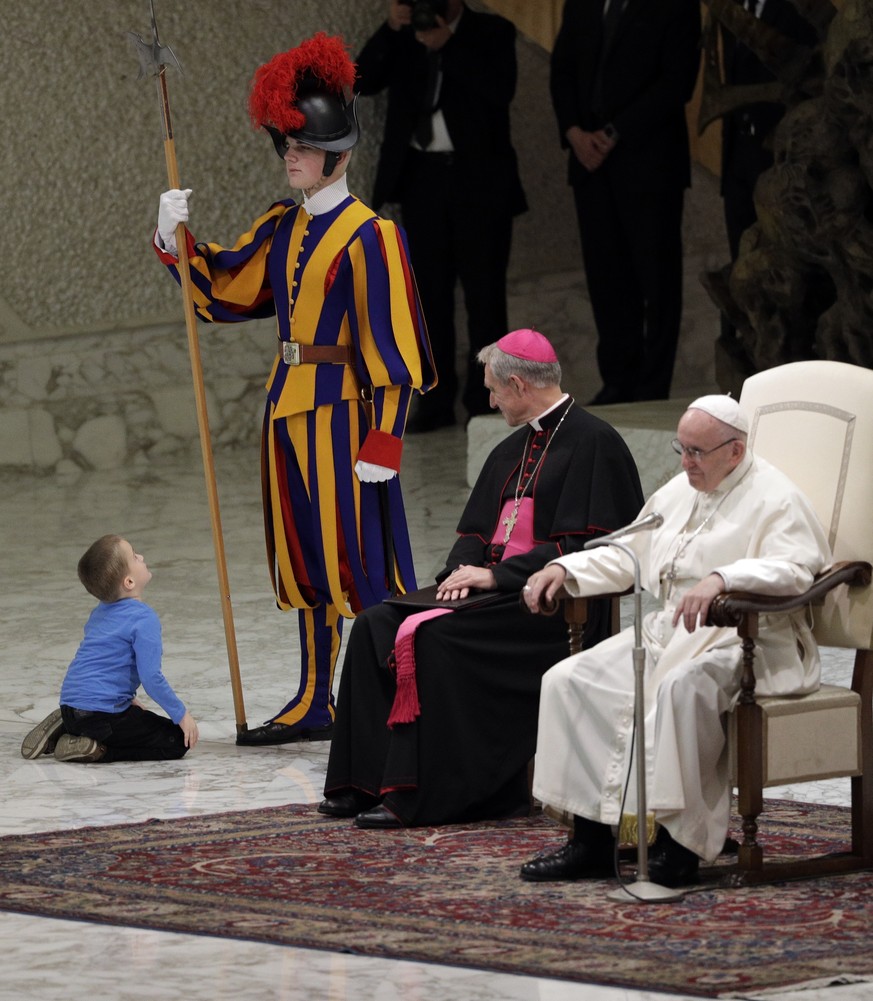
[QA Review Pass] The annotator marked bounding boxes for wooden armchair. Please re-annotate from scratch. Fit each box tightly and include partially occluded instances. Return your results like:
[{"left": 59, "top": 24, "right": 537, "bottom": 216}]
[
  {"left": 709, "top": 360, "right": 873, "bottom": 883},
  {"left": 556, "top": 360, "right": 873, "bottom": 883}
]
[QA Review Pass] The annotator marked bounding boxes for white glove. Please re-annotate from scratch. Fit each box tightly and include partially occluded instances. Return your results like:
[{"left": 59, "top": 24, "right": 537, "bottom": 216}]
[
  {"left": 355, "top": 460, "right": 397, "bottom": 483},
  {"left": 157, "top": 188, "right": 192, "bottom": 254}
]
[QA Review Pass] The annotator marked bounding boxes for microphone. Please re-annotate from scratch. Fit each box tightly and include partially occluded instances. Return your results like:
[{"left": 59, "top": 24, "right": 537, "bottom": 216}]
[{"left": 583, "top": 512, "right": 664, "bottom": 549}]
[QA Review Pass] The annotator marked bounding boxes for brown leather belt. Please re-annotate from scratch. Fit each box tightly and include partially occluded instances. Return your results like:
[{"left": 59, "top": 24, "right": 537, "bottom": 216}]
[{"left": 279, "top": 340, "right": 353, "bottom": 366}]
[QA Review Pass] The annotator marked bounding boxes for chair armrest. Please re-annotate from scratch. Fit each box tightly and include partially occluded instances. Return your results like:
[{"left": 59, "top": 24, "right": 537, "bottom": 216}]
[
  {"left": 520, "top": 587, "right": 633, "bottom": 656},
  {"left": 531, "top": 587, "right": 632, "bottom": 616},
  {"left": 707, "top": 560, "right": 872, "bottom": 628}
]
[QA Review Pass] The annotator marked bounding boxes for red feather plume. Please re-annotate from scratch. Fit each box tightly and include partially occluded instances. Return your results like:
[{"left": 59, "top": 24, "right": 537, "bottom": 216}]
[{"left": 248, "top": 32, "right": 356, "bottom": 133}]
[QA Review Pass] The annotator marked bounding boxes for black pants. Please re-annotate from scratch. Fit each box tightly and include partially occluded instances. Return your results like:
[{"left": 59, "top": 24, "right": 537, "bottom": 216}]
[
  {"left": 573, "top": 173, "right": 685, "bottom": 401},
  {"left": 400, "top": 150, "right": 514, "bottom": 420},
  {"left": 60, "top": 704, "right": 188, "bottom": 762}
]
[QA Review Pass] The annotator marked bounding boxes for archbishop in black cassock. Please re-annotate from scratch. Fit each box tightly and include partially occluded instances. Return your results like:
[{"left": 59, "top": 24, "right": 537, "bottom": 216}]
[{"left": 322, "top": 332, "right": 644, "bottom": 828}]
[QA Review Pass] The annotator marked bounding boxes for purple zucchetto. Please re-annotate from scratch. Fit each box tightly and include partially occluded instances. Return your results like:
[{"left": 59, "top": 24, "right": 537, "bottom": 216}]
[{"left": 496, "top": 328, "right": 559, "bottom": 364}]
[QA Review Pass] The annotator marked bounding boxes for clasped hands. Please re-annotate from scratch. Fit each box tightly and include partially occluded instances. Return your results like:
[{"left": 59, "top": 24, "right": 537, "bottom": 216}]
[
  {"left": 522, "top": 566, "right": 726, "bottom": 633},
  {"left": 566, "top": 125, "right": 616, "bottom": 173}
]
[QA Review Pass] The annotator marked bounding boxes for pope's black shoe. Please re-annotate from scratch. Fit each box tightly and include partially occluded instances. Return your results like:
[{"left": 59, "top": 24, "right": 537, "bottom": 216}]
[
  {"left": 354, "top": 803, "right": 403, "bottom": 829},
  {"left": 520, "top": 840, "right": 614, "bottom": 882},
  {"left": 318, "top": 790, "right": 379, "bottom": 818},
  {"left": 236, "top": 720, "right": 334, "bottom": 746},
  {"left": 645, "top": 828, "right": 700, "bottom": 888}
]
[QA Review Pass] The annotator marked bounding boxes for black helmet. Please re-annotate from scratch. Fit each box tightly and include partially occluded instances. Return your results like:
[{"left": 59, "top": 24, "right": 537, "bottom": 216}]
[
  {"left": 264, "top": 84, "right": 359, "bottom": 164},
  {"left": 249, "top": 34, "right": 359, "bottom": 175}
]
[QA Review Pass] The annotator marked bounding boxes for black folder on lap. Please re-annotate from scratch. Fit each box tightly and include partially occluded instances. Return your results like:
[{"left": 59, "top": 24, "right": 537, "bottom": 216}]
[{"left": 384, "top": 583, "right": 508, "bottom": 611}]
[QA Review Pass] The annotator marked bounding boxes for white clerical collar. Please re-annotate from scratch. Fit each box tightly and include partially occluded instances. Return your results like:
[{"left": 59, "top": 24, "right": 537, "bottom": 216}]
[
  {"left": 303, "top": 174, "right": 350, "bottom": 216},
  {"left": 529, "top": 394, "right": 570, "bottom": 431}
]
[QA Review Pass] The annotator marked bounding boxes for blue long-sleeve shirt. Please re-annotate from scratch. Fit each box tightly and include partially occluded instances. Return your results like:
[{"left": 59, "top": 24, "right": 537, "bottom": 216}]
[{"left": 60, "top": 599, "right": 186, "bottom": 724}]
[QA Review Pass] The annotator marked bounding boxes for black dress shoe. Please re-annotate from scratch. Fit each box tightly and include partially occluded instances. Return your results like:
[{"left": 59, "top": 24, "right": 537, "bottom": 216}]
[
  {"left": 520, "top": 840, "right": 614, "bottom": 882},
  {"left": 235, "top": 721, "right": 334, "bottom": 746},
  {"left": 644, "top": 828, "right": 700, "bottom": 887},
  {"left": 317, "top": 790, "right": 379, "bottom": 818},
  {"left": 354, "top": 803, "right": 404, "bottom": 829}
]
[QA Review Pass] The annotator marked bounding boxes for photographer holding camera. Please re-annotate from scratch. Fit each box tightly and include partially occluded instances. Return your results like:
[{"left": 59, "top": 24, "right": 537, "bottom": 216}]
[{"left": 356, "top": 0, "right": 527, "bottom": 432}]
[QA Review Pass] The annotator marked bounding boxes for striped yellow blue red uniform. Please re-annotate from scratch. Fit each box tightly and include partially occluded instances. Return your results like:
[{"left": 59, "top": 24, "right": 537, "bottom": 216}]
[{"left": 157, "top": 194, "right": 436, "bottom": 727}]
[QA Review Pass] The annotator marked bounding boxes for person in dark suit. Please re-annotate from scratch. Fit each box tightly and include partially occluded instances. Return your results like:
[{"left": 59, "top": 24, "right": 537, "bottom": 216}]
[
  {"left": 720, "top": 0, "right": 818, "bottom": 261},
  {"left": 550, "top": 0, "right": 701, "bottom": 405},
  {"left": 356, "top": 0, "right": 527, "bottom": 430},
  {"left": 715, "top": 0, "right": 818, "bottom": 373}
]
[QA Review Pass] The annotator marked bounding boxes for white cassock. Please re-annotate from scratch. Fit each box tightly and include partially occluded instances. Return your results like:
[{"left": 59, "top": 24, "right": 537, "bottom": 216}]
[{"left": 532, "top": 452, "right": 832, "bottom": 861}]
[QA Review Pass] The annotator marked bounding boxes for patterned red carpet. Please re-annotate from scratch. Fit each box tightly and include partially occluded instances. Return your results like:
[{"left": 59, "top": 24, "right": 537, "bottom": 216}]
[{"left": 0, "top": 801, "right": 871, "bottom": 997}]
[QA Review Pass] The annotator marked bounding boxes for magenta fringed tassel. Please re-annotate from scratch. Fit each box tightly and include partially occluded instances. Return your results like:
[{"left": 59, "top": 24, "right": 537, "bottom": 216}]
[{"left": 386, "top": 608, "right": 453, "bottom": 727}]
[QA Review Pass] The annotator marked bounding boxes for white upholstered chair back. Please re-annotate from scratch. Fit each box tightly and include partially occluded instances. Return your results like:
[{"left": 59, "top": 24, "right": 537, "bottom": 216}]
[{"left": 739, "top": 360, "right": 873, "bottom": 651}]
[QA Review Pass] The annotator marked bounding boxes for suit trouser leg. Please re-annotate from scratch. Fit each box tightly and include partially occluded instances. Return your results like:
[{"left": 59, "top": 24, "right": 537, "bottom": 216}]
[
  {"left": 574, "top": 176, "right": 685, "bottom": 400},
  {"left": 401, "top": 156, "right": 458, "bottom": 421},
  {"left": 402, "top": 153, "right": 516, "bottom": 420},
  {"left": 623, "top": 185, "right": 685, "bottom": 401},
  {"left": 455, "top": 202, "right": 513, "bottom": 417},
  {"left": 573, "top": 176, "right": 644, "bottom": 398}
]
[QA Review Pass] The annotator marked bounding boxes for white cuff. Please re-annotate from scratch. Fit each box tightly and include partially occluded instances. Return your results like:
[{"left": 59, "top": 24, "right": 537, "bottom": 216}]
[{"left": 355, "top": 460, "right": 397, "bottom": 483}]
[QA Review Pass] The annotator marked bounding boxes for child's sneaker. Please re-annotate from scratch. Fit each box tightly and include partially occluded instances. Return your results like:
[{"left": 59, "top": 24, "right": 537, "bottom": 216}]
[
  {"left": 53, "top": 734, "right": 106, "bottom": 763},
  {"left": 20, "top": 709, "right": 65, "bottom": 759}
]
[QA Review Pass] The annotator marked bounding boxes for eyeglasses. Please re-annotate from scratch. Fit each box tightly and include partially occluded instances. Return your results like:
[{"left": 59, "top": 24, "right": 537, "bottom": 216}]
[{"left": 671, "top": 437, "right": 738, "bottom": 461}]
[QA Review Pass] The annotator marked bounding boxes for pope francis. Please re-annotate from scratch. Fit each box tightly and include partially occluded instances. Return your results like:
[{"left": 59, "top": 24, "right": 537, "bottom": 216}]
[{"left": 520, "top": 395, "right": 831, "bottom": 887}]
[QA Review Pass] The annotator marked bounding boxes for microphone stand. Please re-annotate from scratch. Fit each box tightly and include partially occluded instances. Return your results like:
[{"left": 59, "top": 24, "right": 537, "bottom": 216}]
[{"left": 582, "top": 537, "right": 684, "bottom": 904}]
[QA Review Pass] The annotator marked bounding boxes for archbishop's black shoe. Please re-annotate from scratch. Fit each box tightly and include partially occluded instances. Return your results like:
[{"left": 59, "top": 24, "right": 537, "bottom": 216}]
[
  {"left": 645, "top": 828, "right": 700, "bottom": 887},
  {"left": 520, "top": 840, "right": 614, "bottom": 882},
  {"left": 318, "top": 790, "right": 380, "bottom": 818},
  {"left": 354, "top": 804, "right": 404, "bottom": 829},
  {"left": 236, "top": 720, "right": 334, "bottom": 746}
]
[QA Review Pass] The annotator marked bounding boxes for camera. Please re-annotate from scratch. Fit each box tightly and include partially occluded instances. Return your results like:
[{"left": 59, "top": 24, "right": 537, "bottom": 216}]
[{"left": 400, "top": 0, "right": 449, "bottom": 32}]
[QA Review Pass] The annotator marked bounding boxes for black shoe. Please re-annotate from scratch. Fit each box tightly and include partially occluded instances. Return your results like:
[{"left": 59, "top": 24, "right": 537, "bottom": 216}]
[
  {"left": 520, "top": 840, "right": 614, "bottom": 882},
  {"left": 354, "top": 803, "right": 403, "bottom": 829},
  {"left": 644, "top": 828, "right": 700, "bottom": 887},
  {"left": 236, "top": 721, "right": 334, "bottom": 746},
  {"left": 318, "top": 790, "right": 379, "bottom": 818}
]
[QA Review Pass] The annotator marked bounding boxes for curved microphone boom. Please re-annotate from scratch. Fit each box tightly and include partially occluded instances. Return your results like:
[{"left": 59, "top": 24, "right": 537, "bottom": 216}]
[{"left": 583, "top": 512, "right": 664, "bottom": 549}]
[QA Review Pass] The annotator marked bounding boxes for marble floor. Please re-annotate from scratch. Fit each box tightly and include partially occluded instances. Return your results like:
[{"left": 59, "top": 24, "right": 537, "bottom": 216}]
[{"left": 1, "top": 427, "right": 869, "bottom": 1001}]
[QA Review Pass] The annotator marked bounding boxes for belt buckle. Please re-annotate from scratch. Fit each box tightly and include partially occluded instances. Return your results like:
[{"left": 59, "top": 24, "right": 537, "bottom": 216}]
[{"left": 282, "top": 341, "right": 301, "bottom": 366}]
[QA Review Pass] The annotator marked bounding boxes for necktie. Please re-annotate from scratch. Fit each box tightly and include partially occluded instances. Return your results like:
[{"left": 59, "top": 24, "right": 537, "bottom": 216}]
[
  {"left": 600, "top": 0, "right": 625, "bottom": 55},
  {"left": 592, "top": 0, "right": 625, "bottom": 117},
  {"left": 413, "top": 51, "right": 441, "bottom": 149}
]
